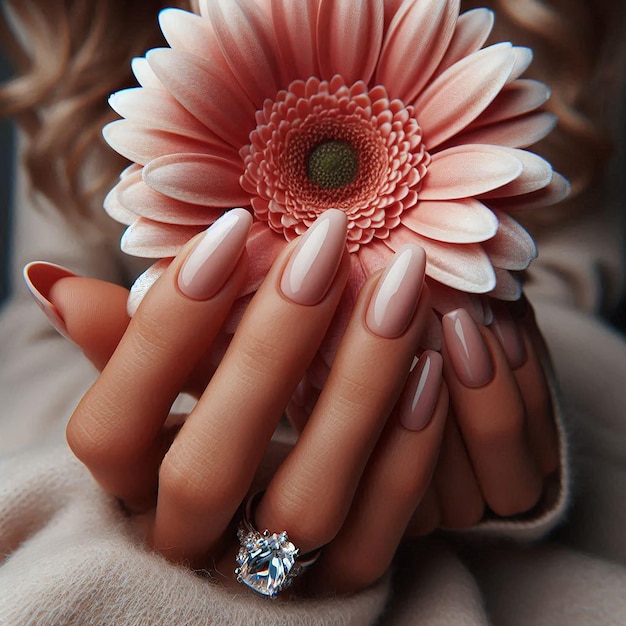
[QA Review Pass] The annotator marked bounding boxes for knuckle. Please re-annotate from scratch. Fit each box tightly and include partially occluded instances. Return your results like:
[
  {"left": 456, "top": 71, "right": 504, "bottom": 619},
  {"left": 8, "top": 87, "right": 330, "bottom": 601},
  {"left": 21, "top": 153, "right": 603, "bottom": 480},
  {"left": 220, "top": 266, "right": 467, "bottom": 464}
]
[
  {"left": 159, "top": 447, "right": 241, "bottom": 516},
  {"left": 127, "top": 311, "right": 173, "bottom": 364},
  {"left": 66, "top": 397, "right": 133, "bottom": 468},
  {"left": 234, "top": 329, "right": 292, "bottom": 382},
  {"left": 271, "top": 486, "right": 343, "bottom": 549}
]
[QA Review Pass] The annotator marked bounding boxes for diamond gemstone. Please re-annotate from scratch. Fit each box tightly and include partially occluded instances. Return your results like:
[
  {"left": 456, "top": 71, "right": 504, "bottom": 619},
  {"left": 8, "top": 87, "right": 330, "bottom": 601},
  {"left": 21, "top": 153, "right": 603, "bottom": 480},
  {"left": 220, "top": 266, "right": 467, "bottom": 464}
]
[{"left": 235, "top": 530, "right": 299, "bottom": 598}]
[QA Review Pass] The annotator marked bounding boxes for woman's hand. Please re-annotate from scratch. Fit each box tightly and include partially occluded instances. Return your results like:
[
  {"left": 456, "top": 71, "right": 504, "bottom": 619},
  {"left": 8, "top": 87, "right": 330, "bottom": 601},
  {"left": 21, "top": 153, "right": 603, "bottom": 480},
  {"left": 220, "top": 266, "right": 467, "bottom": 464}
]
[
  {"left": 408, "top": 297, "right": 561, "bottom": 534},
  {"left": 46, "top": 209, "right": 447, "bottom": 596}
]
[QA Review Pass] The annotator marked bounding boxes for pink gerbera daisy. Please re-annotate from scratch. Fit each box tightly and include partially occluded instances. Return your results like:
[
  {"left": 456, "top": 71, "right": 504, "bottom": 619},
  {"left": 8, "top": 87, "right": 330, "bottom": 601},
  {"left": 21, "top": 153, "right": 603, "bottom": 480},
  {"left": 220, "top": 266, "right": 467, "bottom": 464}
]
[{"left": 103, "top": 0, "right": 569, "bottom": 356}]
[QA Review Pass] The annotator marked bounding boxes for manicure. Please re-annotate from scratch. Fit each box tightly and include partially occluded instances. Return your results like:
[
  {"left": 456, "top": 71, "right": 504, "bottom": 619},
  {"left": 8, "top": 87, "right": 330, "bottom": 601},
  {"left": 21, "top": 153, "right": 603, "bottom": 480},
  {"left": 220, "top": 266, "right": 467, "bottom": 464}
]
[
  {"left": 23, "top": 261, "right": 76, "bottom": 340},
  {"left": 178, "top": 208, "right": 252, "bottom": 300},
  {"left": 280, "top": 209, "right": 347, "bottom": 305},
  {"left": 400, "top": 351, "right": 443, "bottom": 431},
  {"left": 443, "top": 308, "right": 494, "bottom": 388},
  {"left": 365, "top": 244, "right": 426, "bottom": 338},
  {"left": 489, "top": 301, "right": 527, "bottom": 369}
]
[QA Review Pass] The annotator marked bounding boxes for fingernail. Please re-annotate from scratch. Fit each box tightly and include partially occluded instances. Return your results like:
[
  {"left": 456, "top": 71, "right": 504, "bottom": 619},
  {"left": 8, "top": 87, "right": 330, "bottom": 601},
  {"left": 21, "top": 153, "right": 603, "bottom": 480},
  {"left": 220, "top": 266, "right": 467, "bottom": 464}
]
[
  {"left": 177, "top": 208, "right": 252, "bottom": 300},
  {"left": 489, "top": 301, "right": 526, "bottom": 369},
  {"left": 23, "top": 261, "right": 76, "bottom": 339},
  {"left": 400, "top": 351, "right": 443, "bottom": 431},
  {"left": 280, "top": 209, "right": 347, "bottom": 305},
  {"left": 365, "top": 244, "right": 426, "bottom": 338},
  {"left": 443, "top": 309, "right": 494, "bottom": 388}
]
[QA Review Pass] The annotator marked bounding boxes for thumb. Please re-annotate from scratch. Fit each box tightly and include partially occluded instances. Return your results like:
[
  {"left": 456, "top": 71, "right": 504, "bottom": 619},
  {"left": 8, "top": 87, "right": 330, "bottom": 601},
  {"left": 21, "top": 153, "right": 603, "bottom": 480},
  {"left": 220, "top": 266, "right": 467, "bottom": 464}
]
[{"left": 49, "top": 276, "right": 130, "bottom": 371}]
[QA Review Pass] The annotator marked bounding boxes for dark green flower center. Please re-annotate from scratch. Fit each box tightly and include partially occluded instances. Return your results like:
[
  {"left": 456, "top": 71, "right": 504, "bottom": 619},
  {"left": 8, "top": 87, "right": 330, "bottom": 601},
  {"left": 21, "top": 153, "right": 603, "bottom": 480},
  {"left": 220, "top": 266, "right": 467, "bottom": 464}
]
[{"left": 306, "top": 140, "right": 359, "bottom": 189}]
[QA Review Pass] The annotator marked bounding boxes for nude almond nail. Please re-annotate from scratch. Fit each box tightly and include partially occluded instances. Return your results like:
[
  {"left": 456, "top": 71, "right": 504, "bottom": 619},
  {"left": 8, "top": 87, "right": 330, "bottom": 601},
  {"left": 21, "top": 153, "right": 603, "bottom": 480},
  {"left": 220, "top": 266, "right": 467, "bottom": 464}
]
[
  {"left": 178, "top": 209, "right": 252, "bottom": 300},
  {"left": 400, "top": 351, "right": 443, "bottom": 431},
  {"left": 489, "top": 301, "right": 526, "bottom": 369},
  {"left": 443, "top": 308, "right": 494, "bottom": 388},
  {"left": 23, "top": 261, "right": 76, "bottom": 340},
  {"left": 280, "top": 209, "right": 347, "bottom": 305},
  {"left": 365, "top": 244, "right": 426, "bottom": 338}
]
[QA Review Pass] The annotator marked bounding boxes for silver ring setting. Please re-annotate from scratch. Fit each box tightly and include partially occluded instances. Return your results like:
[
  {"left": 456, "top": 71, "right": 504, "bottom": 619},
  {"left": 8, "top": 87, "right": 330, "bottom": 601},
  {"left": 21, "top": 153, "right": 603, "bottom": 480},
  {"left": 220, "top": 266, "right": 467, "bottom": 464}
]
[{"left": 235, "top": 495, "right": 320, "bottom": 598}]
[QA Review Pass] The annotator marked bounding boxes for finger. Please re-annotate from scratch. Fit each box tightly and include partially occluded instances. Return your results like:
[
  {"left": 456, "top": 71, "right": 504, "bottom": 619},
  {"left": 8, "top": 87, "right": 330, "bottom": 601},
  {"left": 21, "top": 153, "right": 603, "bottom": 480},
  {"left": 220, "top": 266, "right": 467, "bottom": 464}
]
[
  {"left": 434, "top": 413, "right": 484, "bottom": 528},
  {"left": 406, "top": 482, "right": 440, "bottom": 536},
  {"left": 514, "top": 327, "right": 559, "bottom": 475},
  {"left": 315, "top": 354, "right": 448, "bottom": 594},
  {"left": 442, "top": 309, "right": 543, "bottom": 517},
  {"left": 254, "top": 245, "right": 430, "bottom": 555},
  {"left": 49, "top": 277, "right": 131, "bottom": 371},
  {"left": 152, "top": 210, "right": 350, "bottom": 560},
  {"left": 66, "top": 210, "right": 252, "bottom": 509}
]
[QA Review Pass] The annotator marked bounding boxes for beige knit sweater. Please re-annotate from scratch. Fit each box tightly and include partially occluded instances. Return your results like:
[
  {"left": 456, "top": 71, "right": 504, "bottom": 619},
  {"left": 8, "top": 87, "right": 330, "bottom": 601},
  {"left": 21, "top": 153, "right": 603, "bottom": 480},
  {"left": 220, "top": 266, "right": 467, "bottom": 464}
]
[{"left": 1, "top": 147, "right": 625, "bottom": 624}]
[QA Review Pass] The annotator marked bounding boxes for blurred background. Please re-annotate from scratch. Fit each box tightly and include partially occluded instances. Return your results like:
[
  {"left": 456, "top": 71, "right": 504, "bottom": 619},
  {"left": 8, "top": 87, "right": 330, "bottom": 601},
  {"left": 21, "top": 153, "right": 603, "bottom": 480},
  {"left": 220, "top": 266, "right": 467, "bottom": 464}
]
[{"left": 0, "top": 45, "right": 14, "bottom": 306}]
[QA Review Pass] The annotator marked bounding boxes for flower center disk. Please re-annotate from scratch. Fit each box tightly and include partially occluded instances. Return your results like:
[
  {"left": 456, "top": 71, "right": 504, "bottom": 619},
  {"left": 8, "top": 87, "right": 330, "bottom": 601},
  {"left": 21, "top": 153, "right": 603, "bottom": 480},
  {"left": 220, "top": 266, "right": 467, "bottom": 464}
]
[
  {"left": 241, "top": 76, "right": 430, "bottom": 251},
  {"left": 306, "top": 140, "right": 359, "bottom": 189}
]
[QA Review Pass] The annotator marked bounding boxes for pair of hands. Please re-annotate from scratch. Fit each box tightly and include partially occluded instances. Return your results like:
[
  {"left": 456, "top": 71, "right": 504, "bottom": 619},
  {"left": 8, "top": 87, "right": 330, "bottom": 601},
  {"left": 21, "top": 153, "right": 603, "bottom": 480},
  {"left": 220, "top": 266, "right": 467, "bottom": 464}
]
[{"left": 42, "top": 209, "right": 558, "bottom": 596}]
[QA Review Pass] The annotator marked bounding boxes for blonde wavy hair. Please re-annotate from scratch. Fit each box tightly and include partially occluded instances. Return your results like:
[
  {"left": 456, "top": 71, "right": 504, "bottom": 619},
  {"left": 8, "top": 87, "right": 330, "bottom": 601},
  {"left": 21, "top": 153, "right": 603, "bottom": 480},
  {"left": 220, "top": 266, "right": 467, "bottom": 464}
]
[{"left": 0, "top": 0, "right": 623, "bottom": 219}]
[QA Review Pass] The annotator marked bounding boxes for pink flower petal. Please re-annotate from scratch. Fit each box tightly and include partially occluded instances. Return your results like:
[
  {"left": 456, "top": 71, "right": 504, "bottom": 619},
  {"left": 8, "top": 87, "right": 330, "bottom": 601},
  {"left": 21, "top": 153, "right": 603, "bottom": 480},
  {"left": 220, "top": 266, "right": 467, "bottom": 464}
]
[
  {"left": 386, "top": 224, "right": 496, "bottom": 293},
  {"left": 103, "top": 120, "right": 216, "bottom": 166},
  {"left": 270, "top": 0, "right": 319, "bottom": 84},
  {"left": 122, "top": 219, "right": 203, "bottom": 258},
  {"left": 356, "top": 238, "right": 394, "bottom": 274},
  {"left": 128, "top": 259, "right": 172, "bottom": 316},
  {"left": 316, "top": 0, "right": 383, "bottom": 85},
  {"left": 420, "top": 144, "right": 523, "bottom": 200},
  {"left": 427, "top": 278, "right": 486, "bottom": 323},
  {"left": 376, "top": 0, "right": 460, "bottom": 103},
  {"left": 482, "top": 211, "right": 537, "bottom": 271},
  {"left": 383, "top": 0, "right": 405, "bottom": 29},
  {"left": 120, "top": 163, "right": 143, "bottom": 179},
  {"left": 402, "top": 199, "right": 498, "bottom": 243},
  {"left": 414, "top": 42, "right": 516, "bottom": 149},
  {"left": 147, "top": 48, "right": 256, "bottom": 149},
  {"left": 203, "top": 0, "right": 281, "bottom": 108},
  {"left": 509, "top": 47, "right": 533, "bottom": 82},
  {"left": 489, "top": 268, "right": 522, "bottom": 301},
  {"left": 109, "top": 88, "right": 217, "bottom": 143},
  {"left": 446, "top": 111, "right": 557, "bottom": 149},
  {"left": 421, "top": 310, "right": 443, "bottom": 351},
  {"left": 159, "top": 8, "right": 222, "bottom": 60},
  {"left": 319, "top": 256, "right": 367, "bottom": 367},
  {"left": 117, "top": 171, "right": 226, "bottom": 225},
  {"left": 478, "top": 149, "right": 553, "bottom": 198},
  {"left": 435, "top": 8, "right": 494, "bottom": 75},
  {"left": 104, "top": 186, "right": 137, "bottom": 226},
  {"left": 241, "top": 222, "right": 288, "bottom": 295},
  {"left": 488, "top": 172, "right": 571, "bottom": 212},
  {"left": 131, "top": 57, "right": 164, "bottom": 89},
  {"left": 143, "top": 153, "right": 250, "bottom": 207},
  {"left": 471, "top": 79, "right": 551, "bottom": 128}
]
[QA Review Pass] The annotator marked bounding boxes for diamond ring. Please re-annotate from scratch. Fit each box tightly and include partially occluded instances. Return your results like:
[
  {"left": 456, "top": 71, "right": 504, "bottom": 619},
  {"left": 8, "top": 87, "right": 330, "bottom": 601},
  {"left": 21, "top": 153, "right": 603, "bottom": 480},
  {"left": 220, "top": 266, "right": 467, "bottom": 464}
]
[{"left": 235, "top": 494, "right": 320, "bottom": 598}]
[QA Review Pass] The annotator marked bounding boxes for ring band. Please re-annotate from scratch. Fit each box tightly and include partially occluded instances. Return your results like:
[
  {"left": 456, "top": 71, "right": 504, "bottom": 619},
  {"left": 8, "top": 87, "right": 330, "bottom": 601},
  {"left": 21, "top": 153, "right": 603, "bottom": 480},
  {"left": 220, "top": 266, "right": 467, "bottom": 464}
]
[{"left": 235, "top": 494, "right": 320, "bottom": 598}]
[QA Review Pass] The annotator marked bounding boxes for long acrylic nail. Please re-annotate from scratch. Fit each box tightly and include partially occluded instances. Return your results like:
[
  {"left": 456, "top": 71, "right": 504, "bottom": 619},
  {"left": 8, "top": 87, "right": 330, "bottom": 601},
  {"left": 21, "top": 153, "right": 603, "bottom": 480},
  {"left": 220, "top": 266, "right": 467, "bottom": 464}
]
[
  {"left": 178, "top": 208, "right": 252, "bottom": 300},
  {"left": 280, "top": 209, "right": 347, "bottom": 305},
  {"left": 489, "top": 301, "right": 526, "bottom": 369},
  {"left": 23, "top": 261, "right": 76, "bottom": 339},
  {"left": 365, "top": 244, "right": 426, "bottom": 338},
  {"left": 400, "top": 351, "right": 443, "bottom": 431},
  {"left": 443, "top": 309, "right": 494, "bottom": 388}
]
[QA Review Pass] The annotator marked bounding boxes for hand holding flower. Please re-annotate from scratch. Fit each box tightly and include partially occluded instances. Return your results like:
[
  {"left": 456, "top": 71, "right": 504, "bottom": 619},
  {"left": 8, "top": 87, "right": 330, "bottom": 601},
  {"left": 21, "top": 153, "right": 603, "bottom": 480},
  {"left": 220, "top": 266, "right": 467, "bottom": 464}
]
[{"left": 38, "top": 210, "right": 448, "bottom": 595}]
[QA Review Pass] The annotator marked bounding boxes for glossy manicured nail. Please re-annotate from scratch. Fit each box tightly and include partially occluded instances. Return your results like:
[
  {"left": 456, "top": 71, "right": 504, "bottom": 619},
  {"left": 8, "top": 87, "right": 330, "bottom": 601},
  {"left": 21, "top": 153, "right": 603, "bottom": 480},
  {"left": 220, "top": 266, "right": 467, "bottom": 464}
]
[
  {"left": 400, "top": 351, "right": 443, "bottom": 431},
  {"left": 178, "top": 208, "right": 252, "bottom": 300},
  {"left": 23, "top": 261, "right": 77, "bottom": 340},
  {"left": 280, "top": 209, "right": 347, "bottom": 305},
  {"left": 443, "top": 309, "right": 494, "bottom": 388},
  {"left": 365, "top": 244, "right": 426, "bottom": 338},
  {"left": 489, "top": 301, "right": 527, "bottom": 369}
]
